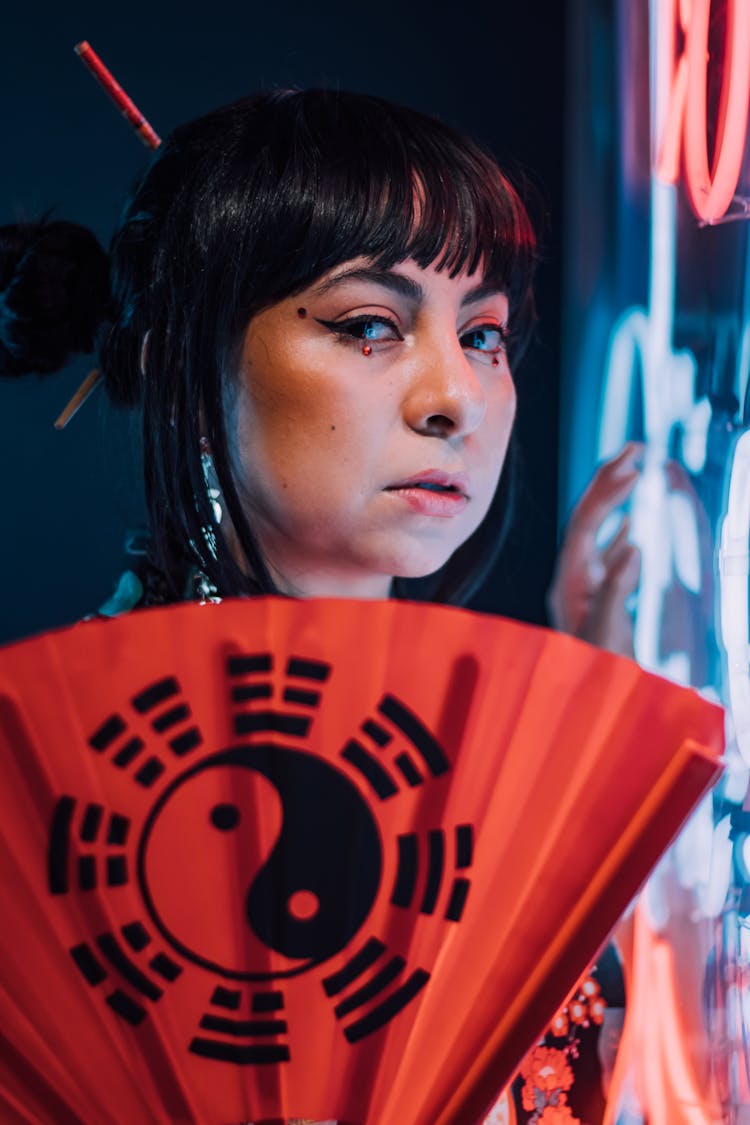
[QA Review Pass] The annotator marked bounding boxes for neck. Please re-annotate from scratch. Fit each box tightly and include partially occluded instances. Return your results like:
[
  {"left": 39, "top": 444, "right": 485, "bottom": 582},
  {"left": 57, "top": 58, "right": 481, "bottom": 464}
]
[
  {"left": 270, "top": 564, "right": 393, "bottom": 600},
  {"left": 222, "top": 523, "right": 393, "bottom": 600}
]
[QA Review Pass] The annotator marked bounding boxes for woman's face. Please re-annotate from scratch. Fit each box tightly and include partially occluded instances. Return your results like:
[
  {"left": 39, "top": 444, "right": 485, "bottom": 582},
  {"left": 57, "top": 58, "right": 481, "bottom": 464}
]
[{"left": 228, "top": 257, "right": 516, "bottom": 598}]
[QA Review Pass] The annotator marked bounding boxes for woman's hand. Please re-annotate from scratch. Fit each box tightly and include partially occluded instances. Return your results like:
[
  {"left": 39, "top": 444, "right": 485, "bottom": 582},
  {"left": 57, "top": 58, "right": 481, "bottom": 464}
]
[{"left": 547, "top": 444, "right": 642, "bottom": 657}]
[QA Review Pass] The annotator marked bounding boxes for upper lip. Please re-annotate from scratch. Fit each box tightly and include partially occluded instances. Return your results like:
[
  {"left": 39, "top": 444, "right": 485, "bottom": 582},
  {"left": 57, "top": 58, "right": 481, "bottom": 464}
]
[{"left": 385, "top": 470, "right": 470, "bottom": 497}]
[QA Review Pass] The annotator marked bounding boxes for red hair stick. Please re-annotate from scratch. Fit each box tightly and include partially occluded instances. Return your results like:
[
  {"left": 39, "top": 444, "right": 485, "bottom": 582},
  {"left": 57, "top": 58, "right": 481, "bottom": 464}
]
[{"left": 74, "top": 41, "right": 161, "bottom": 149}]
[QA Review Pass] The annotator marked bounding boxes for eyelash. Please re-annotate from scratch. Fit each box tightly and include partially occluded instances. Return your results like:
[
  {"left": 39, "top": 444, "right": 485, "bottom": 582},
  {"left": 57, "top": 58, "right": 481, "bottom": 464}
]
[{"left": 316, "top": 315, "right": 511, "bottom": 356}]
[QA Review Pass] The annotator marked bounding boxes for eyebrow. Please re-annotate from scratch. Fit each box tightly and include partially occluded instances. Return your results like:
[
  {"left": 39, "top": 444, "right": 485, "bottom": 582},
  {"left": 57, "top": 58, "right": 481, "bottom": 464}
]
[{"left": 311, "top": 266, "right": 506, "bottom": 308}]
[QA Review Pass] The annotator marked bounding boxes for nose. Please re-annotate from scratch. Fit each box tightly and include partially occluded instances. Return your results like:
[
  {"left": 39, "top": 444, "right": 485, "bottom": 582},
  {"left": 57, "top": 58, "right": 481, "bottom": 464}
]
[{"left": 403, "top": 333, "right": 487, "bottom": 439}]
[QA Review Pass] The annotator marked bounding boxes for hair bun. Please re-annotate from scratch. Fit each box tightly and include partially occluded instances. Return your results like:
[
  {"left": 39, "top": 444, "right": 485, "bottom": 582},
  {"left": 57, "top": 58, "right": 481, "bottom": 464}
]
[{"left": 0, "top": 219, "right": 110, "bottom": 377}]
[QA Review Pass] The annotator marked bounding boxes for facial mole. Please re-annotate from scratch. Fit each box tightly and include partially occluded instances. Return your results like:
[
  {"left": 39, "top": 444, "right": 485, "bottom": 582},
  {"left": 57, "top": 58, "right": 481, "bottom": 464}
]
[
  {"left": 330, "top": 425, "right": 336, "bottom": 431},
  {"left": 297, "top": 307, "right": 308, "bottom": 319}
]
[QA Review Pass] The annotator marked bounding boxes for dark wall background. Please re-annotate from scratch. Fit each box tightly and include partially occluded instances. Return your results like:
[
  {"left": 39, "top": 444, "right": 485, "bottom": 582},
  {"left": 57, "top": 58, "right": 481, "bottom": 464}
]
[{"left": 0, "top": 0, "right": 566, "bottom": 645}]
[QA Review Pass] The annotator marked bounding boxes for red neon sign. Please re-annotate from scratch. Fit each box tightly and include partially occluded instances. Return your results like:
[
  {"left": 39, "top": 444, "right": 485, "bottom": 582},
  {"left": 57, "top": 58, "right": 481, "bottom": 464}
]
[{"left": 656, "top": 0, "right": 750, "bottom": 223}]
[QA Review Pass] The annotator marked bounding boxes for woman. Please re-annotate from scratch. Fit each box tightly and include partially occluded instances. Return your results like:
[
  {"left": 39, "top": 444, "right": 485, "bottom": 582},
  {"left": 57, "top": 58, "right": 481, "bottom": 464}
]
[{"left": 0, "top": 88, "right": 640, "bottom": 1121}]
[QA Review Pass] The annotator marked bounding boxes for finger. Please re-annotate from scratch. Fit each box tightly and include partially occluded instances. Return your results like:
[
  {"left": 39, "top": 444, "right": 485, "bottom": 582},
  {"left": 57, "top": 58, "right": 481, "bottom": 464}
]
[
  {"left": 604, "top": 541, "right": 641, "bottom": 597},
  {"left": 582, "top": 547, "right": 640, "bottom": 657},
  {"left": 569, "top": 447, "right": 643, "bottom": 535},
  {"left": 601, "top": 515, "right": 631, "bottom": 566},
  {"left": 606, "top": 441, "right": 645, "bottom": 470}
]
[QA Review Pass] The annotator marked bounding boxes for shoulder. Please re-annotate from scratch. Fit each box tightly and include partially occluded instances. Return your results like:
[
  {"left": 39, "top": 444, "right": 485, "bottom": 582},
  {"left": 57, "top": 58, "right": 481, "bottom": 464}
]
[{"left": 95, "top": 570, "right": 145, "bottom": 617}]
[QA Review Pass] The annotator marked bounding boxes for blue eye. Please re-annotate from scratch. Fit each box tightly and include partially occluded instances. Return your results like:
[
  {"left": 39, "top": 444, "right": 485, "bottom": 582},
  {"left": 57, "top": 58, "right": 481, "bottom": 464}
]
[
  {"left": 316, "top": 315, "right": 402, "bottom": 346},
  {"left": 461, "top": 324, "right": 508, "bottom": 354},
  {"left": 361, "top": 319, "right": 393, "bottom": 341}
]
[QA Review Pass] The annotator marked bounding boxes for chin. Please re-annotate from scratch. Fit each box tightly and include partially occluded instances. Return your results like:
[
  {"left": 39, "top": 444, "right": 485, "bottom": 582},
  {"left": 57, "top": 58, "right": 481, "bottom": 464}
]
[{"left": 386, "top": 545, "right": 463, "bottom": 581}]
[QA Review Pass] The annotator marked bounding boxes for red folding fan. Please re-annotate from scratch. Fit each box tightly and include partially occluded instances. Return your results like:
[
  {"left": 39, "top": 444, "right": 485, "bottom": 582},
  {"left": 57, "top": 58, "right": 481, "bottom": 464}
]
[{"left": 0, "top": 597, "right": 723, "bottom": 1124}]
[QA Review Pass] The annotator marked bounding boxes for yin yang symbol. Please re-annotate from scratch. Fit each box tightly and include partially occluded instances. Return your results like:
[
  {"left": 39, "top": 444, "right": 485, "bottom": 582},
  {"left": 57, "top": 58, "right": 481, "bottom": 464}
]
[{"left": 137, "top": 744, "right": 383, "bottom": 980}]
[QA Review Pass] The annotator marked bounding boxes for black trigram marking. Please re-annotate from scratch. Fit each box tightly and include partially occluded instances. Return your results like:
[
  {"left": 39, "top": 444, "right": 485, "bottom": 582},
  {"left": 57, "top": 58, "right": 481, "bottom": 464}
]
[
  {"left": 69, "top": 922, "right": 182, "bottom": 1027},
  {"left": 391, "top": 835, "right": 419, "bottom": 909},
  {"left": 252, "top": 990, "right": 284, "bottom": 1013},
  {"left": 322, "top": 937, "right": 387, "bottom": 997},
  {"left": 188, "top": 1039, "right": 290, "bottom": 1064},
  {"left": 228, "top": 652, "right": 283, "bottom": 738},
  {"left": 227, "top": 653, "right": 274, "bottom": 677},
  {"left": 321, "top": 936, "right": 429, "bottom": 1044},
  {"left": 285, "top": 656, "right": 331, "bottom": 684},
  {"left": 377, "top": 694, "right": 450, "bottom": 777},
  {"left": 343, "top": 695, "right": 450, "bottom": 799},
  {"left": 421, "top": 830, "right": 444, "bottom": 914},
  {"left": 341, "top": 970, "right": 429, "bottom": 1044},
  {"left": 227, "top": 653, "right": 331, "bottom": 741},
  {"left": 132, "top": 676, "right": 204, "bottom": 758},
  {"left": 211, "top": 986, "right": 242, "bottom": 1010},
  {"left": 87, "top": 675, "right": 203, "bottom": 781},
  {"left": 121, "top": 921, "right": 183, "bottom": 982},
  {"left": 234, "top": 711, "right": 311, "bottom": 738},
  {"left": 48, "top": 798, "right": 132, "bottom": 894},
  {"left": 359, "top": 714, "right": 422, "bottom": 787},
  {"left": 207, "top": 986, "right": 285, "bottom": 1014},
  {"left": 341, "top": 739, "right": 398, "bottom": 800},
  {"left": 190, "top": 986, "right": 290, "bottom": 1064},
  {"left": 79, "top": 803, "right": 103, "bottom": 842},
  {"left": 360, "top": 718, "right": 392, "bottom": 748},
  {"left": 390, "top": 825, "right": 473, "bottom": 922},
  {"left": 445, "top": 824, "right": 473, "bottom": 922}
]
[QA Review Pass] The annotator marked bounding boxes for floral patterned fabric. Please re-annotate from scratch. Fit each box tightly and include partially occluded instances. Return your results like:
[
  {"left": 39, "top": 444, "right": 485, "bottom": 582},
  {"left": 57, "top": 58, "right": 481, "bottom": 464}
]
[{"left": 508, "top": 944, "right": 625, "bottom": 1125}]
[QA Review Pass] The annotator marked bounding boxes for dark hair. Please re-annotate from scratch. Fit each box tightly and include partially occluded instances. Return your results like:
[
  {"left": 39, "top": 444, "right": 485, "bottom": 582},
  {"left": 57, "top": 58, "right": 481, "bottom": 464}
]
[
  {"left": 1, "top": 89, "right": 537, "bottom": 606},
  {"left": 0, "top": 220, "right": 109, "bottom": 375}
]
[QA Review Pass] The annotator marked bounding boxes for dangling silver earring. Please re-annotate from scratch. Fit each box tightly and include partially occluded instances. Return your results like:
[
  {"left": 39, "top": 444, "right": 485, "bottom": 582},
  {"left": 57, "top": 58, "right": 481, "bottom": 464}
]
[
  {"left": 200, "top": 437, "right": 223, "bottom": 525},
  {"left": 197, "top": 437, "right": 223, "bottom": 565}
]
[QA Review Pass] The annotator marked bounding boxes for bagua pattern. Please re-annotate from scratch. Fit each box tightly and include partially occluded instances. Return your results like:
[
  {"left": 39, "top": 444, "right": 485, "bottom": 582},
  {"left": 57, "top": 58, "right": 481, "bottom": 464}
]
[
  {"left": 47, "top": 652, "right": 475, "bottom": 1065},
  {"left": 190, "top": 986, "right": 290, "bottom": 1064}
]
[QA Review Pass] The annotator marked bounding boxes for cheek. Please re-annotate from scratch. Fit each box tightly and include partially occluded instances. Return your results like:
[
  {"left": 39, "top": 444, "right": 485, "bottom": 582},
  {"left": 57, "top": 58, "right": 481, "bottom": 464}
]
[
  {"left": 234, "top": 368, "right": 388, "bottom": 510},
  {"left": 482, "top": 381, "right": 516, "bottom": 480}
]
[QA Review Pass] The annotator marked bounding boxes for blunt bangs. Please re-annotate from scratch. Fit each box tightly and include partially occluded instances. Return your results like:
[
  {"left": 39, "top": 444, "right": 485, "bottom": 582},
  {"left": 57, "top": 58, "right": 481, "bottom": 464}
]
[
  {"left": 240, "top": 91, "right": 537, "bottom": 357},
  {"left": 139, "top": 89, "right": 537, "bottom": 373}
]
